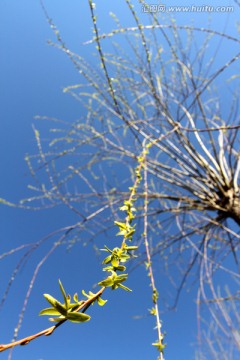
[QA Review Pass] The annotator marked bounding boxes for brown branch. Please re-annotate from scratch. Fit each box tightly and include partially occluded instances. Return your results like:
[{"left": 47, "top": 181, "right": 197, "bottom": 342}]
[
  {"left": 0, "top": 287, "right": 105, "bottom": 353},
  {"left": 179, "top": 124, "right": 240, "bottom": 133}
]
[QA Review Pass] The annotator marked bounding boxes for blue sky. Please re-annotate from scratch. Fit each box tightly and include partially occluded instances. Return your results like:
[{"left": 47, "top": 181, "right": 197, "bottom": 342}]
[{"left": 0, "top": 1, "right": 239, "bottom": 359}]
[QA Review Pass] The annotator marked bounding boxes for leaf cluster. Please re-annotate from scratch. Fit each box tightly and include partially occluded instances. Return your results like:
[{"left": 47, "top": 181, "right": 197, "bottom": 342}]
[
  {"left": 82, "top": 289, "right": 107, "bottom": 306},
  {"left": 39, "top": 149, "right": 145, "bottom": 329},
  {"left": 39, "top": 280, "right": 107, "bottom": 323},
  {"left": 96, "top": 155, "right": 147, "bottom": 291}
]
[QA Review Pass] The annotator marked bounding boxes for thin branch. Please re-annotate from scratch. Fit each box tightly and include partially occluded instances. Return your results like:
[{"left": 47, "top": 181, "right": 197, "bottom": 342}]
[{"left": 0, "top": 287, "right": 105, "bottom": 352}]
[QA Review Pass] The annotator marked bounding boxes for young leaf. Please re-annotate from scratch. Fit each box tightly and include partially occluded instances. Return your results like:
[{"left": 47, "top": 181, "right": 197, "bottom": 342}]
[
  {"left": 114, "top": 221, "right": 127, "bottom": 230},
  {"left": 111, "top": 257, "right": 119, "bottom": 267},
  {"left": 114, "top": 274, "right": 128, "bottom": 283},
  {"left": 82, "top": 289, "right": 89, "bottom": 298},
  {"left": 115, "top": 265, "right": 126, "bottom": 272},
  {"left": 43, "top": 294, "right": 67, "bottom": 316},
  {"left": 118, "top": 283, "right": 132, "bottom": 292},
  {"left": 66, "top": 311, "right": 91, "bottom": 323},
  {"left": 97, "top": 297, "right": 108, "bottom": 306},
  {"left": 58, "top": 279, "right": 68, "bottom": 309},
  {"left": 73, "top": 293, "right": 79, "bottom": 302},
  {"left": 43, "top": 293, "right": 59, "bottom": 307},
  {"left": 119, "top": 205, "right": 128, "bottom": 211},
  {"left": 149, "top": 307, "right": 157, "bottom": 315},
  {"left": 98, "top": 277, "right": 114, "bottom": 287},
  {"left": 125, "top": 228, "right": 135, "bottom": 239},
  {"left": 103, "top": 245, "right": 112, "bottom": 253},
  {"left": 152, "top": 340, "right": 166, "bottom": 353},
  {"left": 102, "top": 255, "right": 112, "bottom": 264},
  {"left": 67, "top": 304, "right": 81, "bottom": 312},
  {"left": 39, "top": 307, "right": 62, "bottom": 316},
  {"left": 49, "top": 316, "right": 65, "bottom": 322},
  {"left": 125, "top": 245, "right": 138, "bottom": 251}
]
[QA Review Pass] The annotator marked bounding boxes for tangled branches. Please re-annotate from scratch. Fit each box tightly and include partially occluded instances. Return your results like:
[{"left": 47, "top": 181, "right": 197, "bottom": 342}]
[{"left": 1, "top": 1, "right": 240, "bottom": 358}]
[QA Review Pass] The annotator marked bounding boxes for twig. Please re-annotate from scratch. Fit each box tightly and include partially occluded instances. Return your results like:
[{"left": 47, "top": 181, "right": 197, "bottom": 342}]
[{"left": 0, "top": 287, "right": 105, "bottom": 352}]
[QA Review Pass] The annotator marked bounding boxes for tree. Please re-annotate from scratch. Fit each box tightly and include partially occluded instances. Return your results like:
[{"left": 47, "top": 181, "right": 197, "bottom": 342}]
[{"left": 1, "top": 1, "right": 240, "bottom": 359}]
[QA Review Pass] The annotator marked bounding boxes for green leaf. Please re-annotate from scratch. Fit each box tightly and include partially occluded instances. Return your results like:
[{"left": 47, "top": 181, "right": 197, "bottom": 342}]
[
  {"left": 125, "top": 228, "right": 135, "bottom": 239},
  {"left": 111, "top": 257, "right": 119, "bottom": 267},
  {"left": 58, "top": 279, "right": 68, "bottom": 309},
  {"left": 68, "top": 299, "right": 84, "bottom": 310},
  {"left": 82, "top": 289, "right": 89, "bottom": 298},
  {"left": 114, "top": 221, "right": 127, "bottom": 230},
  {"left": 118, "top": 283, "right": 132, "bottom": 292},
  {"left": 97, "top": 297, "right": 108, "bottom": 306},
  {"left": 66, "top": 311, "right": 91, "bottom": 323},
  {"left": 82, "top": 290, "right": 95, "bottom": 300},
  {"left": 152, "top": 288, "right": 159, "bottom": 304},
  {"left": 115, "top": 265, "right": 126, "bottom": 271},
  {"left": 39, "top": 307, "right": 62, "bottom": 316},
  {"left": 152, "top": 340, "right": 166, "bottom": 352},
  {"left": 149, "top": 307, "right": 156, "bottom": 315},
  {"left": 119, "top": 253, "right": 130, "bottom": 262},
  {"left": 125, "top": 245, "right": 138, "bottom": 251},
  {"left": 103, "top": 245, "right": 112, "bottom": 253},
  {"left": 114, "top": 274, "right": 128, "bottom": 284},
  {"left": 103, "top": 265, "right": 115, "bottom": 272},
  {"left": 49, "top": 316, "right": 65, "bottom": 322},
  {"left": 73, "top": 293, "right": 79, "bottom": 303},
  {"left": 43, "top": 293, "right": 58, "bottom": 307},
  {"left": 102, "top": 255, "right": 112, "bottom": 264},
  {"left": 98, "top": 277, "right": 114, "bottom": 287},
  {"left": 119, "top": 205, "right": 128, "bottom": 211},
  {"left": 43, "top": 294, "right": 67, "bottom": 316},
  {"left": 116, "top": 229, "right": 127, "bottom": 236}
]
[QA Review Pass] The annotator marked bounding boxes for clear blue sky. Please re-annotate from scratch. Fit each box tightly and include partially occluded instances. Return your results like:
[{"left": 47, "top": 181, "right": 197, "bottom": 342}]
[{"left": 0, "top": 1, "right": 239, "bottom": 359}]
